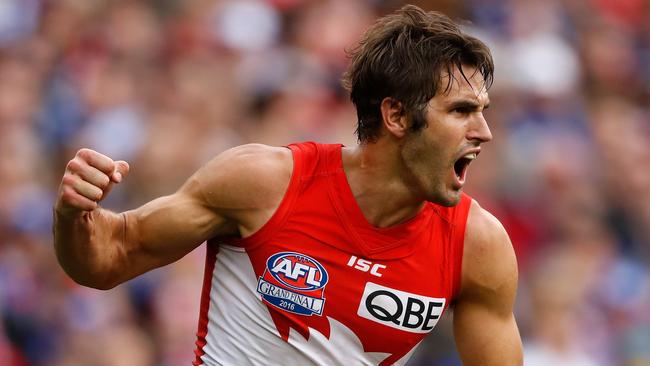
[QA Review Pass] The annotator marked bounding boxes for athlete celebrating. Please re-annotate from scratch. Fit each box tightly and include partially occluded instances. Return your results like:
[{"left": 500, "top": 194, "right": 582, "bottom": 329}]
[{"left": 53, "top": 5, "right": 522, "bottom": 365}]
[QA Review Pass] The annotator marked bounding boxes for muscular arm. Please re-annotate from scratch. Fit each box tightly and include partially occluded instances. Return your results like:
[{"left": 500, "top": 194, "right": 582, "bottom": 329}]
[
  {"left": 453, "top": 201, "right": 523, "bottom": 365},
  {"left": 53, "top": 144, "right": 292, "bottom": 290}
]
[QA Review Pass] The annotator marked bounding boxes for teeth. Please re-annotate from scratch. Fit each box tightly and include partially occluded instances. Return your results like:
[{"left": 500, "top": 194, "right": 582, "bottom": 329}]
[{"left": 463, "top": 153, "right": 477, "bottom": 160}]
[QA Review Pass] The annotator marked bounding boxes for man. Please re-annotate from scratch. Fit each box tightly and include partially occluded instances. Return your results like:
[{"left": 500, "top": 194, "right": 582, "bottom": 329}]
[{"left": 53, "top": 5, "right": 522, "bottom": 365}]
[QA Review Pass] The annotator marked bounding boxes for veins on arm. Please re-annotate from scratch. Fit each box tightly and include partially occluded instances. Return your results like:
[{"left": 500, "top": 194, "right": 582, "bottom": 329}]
[{"left": 89, "top": 143, "right": 292, "bottom": 289}]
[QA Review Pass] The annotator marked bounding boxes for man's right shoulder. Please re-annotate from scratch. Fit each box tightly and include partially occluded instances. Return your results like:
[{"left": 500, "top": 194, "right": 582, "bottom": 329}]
[
  {"left": 190, "top": 143, "right": 294, "bottom": 216},
  {"left": 213, "top": 143, "right": 293, "bottom": 173}
]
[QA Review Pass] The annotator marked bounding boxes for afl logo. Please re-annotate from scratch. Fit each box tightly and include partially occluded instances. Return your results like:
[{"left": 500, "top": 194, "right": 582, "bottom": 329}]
[
  {"left": 267, "top": 252, "right": 329, "bottom": 291},
  {"left": 257, "top": 252, "right": 329, "bottom": 316}
]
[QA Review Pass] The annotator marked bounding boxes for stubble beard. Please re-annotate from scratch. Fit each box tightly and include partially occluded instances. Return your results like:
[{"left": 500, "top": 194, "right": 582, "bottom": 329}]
[{"left": 400, "top": 133, "right": 459, "bottom": 207}]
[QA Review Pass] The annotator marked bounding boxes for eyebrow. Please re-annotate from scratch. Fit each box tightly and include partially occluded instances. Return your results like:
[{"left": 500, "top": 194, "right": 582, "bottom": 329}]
[{"left": 447, "top": 99, "right": 490, "bottom": 111}]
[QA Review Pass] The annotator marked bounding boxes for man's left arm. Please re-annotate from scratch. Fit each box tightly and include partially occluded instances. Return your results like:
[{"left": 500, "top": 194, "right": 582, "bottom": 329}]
[{"left": 453, "top": 200, "right": 523, "bottom": 365}]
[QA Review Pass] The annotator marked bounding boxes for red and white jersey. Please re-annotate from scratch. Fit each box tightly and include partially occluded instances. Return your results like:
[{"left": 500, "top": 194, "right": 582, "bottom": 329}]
[{"left": 193, "top": 142, "right": 471, "bottom": 365}]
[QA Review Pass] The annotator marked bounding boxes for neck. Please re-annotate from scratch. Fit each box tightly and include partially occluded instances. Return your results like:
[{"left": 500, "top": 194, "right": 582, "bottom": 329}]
[{"left": 342, "top": 141, "right": 425, "bottom": 228}]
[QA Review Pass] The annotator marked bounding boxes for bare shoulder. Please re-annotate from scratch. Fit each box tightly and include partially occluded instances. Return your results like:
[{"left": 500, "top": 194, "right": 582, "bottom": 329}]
[
  {"left": 185, "top": 143, "right": 293, "bottom": 218},
  {"left": 459, "top": 200, "right": 518, "bottom": 309},
  {"left": 454, "top": 200, "right": 523, "bottom": 365}
]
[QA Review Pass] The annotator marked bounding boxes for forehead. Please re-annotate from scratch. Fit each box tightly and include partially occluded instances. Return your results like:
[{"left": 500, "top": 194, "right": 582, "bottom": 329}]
[{"left": 435, "top": 65, "right": 489, "bottom": 104}]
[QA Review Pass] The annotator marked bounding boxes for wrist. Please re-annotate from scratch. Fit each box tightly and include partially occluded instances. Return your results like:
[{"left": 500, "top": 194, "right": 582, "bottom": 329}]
[{"left": 53, "top": 203, "right": 89, "bottom": 222}]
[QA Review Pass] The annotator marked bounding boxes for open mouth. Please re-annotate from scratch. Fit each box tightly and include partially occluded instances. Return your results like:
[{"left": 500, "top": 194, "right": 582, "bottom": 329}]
[{"left": 453, "top": 153, "right": 477, "bottom": 183}]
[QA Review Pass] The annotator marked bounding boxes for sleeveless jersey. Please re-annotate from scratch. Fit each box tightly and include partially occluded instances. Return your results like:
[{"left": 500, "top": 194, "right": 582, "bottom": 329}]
[{"left": 193, "top": 142, "right": 472, "bottom": 365}]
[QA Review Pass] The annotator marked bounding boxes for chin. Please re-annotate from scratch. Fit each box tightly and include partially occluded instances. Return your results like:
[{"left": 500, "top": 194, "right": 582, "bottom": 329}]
[{"left": 428, "top": 190, "right": 462, "bottom": 207}]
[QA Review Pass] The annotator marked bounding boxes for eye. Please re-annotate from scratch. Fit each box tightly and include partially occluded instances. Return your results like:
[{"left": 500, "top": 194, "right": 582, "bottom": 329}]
[{"left": 451, "top": 107, "right": 472, "bottom": 115}]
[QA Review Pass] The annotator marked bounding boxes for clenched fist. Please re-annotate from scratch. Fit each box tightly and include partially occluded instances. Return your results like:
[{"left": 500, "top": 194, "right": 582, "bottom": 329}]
[{"left": 55, "top": 148, "right": 130, "bottom": 217}]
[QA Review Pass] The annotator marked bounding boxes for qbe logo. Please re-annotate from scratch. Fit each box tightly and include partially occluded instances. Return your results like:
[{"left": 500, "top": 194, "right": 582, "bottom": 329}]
[
  {"left": 357, "top": 282, "right": 445, "bottom": 333},
  {"left": 257, "top": 252, "right": 329, "bottom": 316}
]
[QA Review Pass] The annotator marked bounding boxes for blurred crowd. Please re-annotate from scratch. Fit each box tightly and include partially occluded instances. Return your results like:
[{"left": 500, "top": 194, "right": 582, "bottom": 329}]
[{"left": 0, "top": 0, "right": 648, "bottom": 365}]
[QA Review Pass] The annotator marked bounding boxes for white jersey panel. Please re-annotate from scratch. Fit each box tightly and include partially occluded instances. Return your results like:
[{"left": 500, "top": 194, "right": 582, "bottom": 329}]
[
  {"left": 200, "top": 245, "right": 312, "bottom": 365},
  {"left": 199, "top": 245, "right": 409, "bottom": 365}
]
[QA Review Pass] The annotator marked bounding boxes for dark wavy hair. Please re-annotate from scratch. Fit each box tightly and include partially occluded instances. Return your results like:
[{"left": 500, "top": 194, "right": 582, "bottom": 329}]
[{"left": 342, "top": 5, "right": 494, "bottom": 143}]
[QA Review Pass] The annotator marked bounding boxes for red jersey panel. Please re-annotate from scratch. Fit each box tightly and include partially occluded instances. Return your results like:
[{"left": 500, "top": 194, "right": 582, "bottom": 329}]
[{"left": 194, "top": 142, "right": 472, "bottom": 365}]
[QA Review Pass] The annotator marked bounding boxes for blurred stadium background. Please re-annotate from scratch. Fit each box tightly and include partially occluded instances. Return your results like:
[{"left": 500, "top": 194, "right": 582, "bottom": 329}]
[{"left": 0, "top": 0, "right": 648, "bottom": 365}]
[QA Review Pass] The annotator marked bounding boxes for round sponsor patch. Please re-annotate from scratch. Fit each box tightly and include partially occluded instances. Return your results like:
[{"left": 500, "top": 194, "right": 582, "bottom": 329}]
[{"left": 257, "top": 252, "right": 329, "bottom": 316}]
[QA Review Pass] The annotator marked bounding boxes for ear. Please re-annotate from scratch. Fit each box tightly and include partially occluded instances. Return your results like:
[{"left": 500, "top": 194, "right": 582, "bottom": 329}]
[{"left": 380, "top": 97, "right": 408, "bottom": 138}]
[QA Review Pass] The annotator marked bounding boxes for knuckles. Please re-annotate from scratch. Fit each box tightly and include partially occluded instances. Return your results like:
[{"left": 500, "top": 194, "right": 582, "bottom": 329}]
[
  {"left": 75, "top": 148, "right": 93, "bottom": 160},
  {"left": 61, "top": 174, "right": 77, "bottom": 187},
  {"left": 59, "top": 149, "right": 118, "bottom": 212},
  {"left": 65, "top": 157, "right": 111, "bottom": 189},
  {"left": 60, "top": 186, "right": 78, "bottom": 202},
  {"left": 58, "top": 149, "right": 110, "bottom": 213},
  {"left": 60, "top": 185, "right": 73, "bottom": 198},
  {"left": 60, "top": 187, "right": 82, "bottom": 207},
  {"left": 75, "top": 148, "right": 115, "bottom": 174},
  {"left": 66, "top": 158, "right": 81, "bottom": 173},
  {"left": 59, "top": 185, "right": 98, "bottom": 211}
]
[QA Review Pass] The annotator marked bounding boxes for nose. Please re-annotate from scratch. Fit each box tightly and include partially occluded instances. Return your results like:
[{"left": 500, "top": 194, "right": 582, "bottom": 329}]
[{"left": 467, "top": 113, "right": 492, "bottom": 143}]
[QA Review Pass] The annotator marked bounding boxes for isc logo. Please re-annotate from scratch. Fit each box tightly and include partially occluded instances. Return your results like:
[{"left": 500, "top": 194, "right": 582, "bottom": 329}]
[
  {"left": 347, "top": 255, "right": 386, "bottom": 277},
  {"left": 357, "top": 282, "right": 445, "bottom": 333}
]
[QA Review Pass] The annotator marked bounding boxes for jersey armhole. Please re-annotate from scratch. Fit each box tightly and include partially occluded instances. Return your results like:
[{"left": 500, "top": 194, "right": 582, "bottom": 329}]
[
  {"left": 451, "top": 193, "right": 472, "bottom": 302},
  {"left": 227, "top": 144, "right": 304, "bottom": 249}
]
